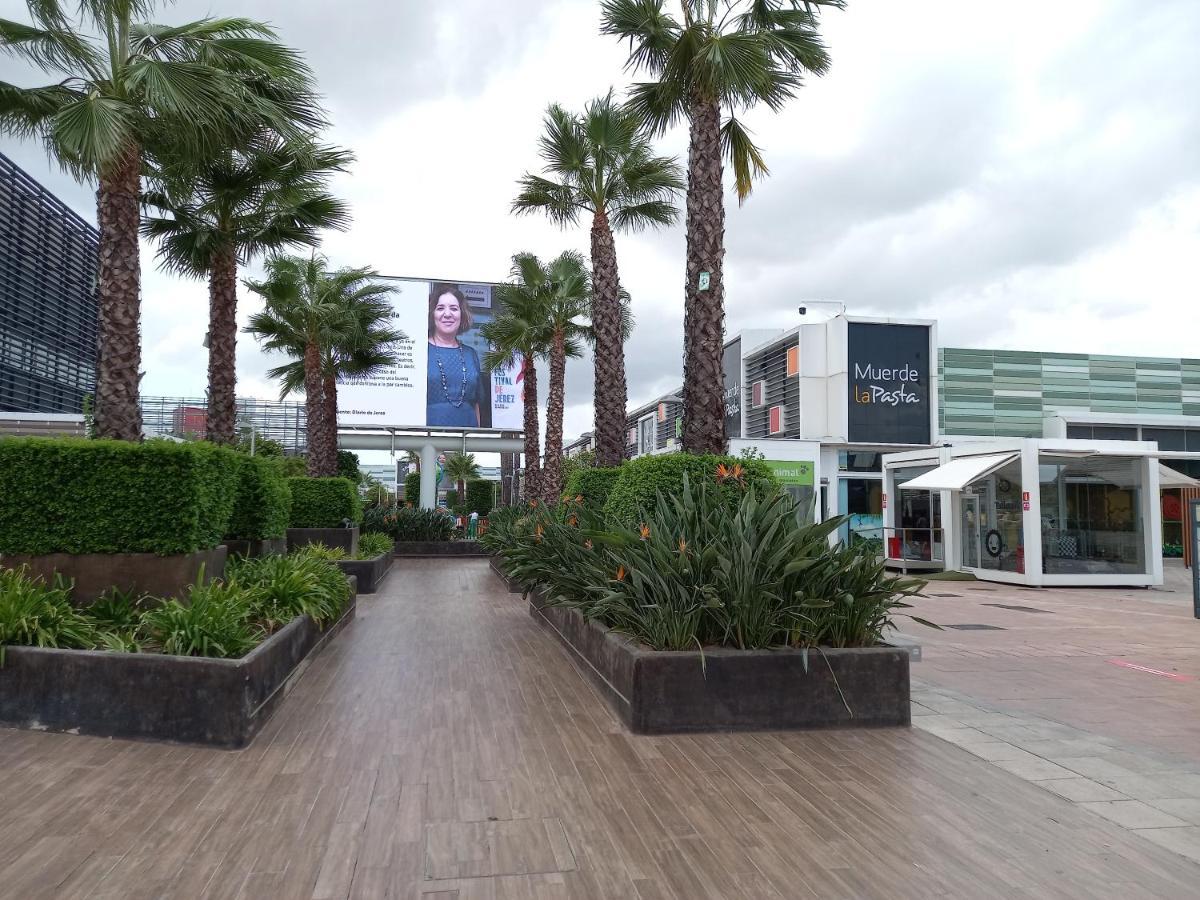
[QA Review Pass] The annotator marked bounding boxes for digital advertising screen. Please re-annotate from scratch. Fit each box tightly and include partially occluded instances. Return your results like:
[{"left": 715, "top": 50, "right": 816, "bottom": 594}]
[
  {"left": 336, "top": 278, "right": 524, "bottom": 431},
  {"left": 846, "top": 322, "right": 932, "bottom": 445}
]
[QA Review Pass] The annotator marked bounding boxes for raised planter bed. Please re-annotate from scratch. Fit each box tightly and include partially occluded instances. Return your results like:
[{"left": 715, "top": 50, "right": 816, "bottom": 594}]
[
  {"left": 530, "top": 589, "right": 910, "bottom": 734},
  {"left": 336, "top": 552, "right": 393, "bottom": 594},
  {"left": 0, "top": 582, "right": 358, "bottom": 749},
  {"left": 287, "top": 526, "right": 359, "bottom": 556},
  {"left": 489, "top": 555, "right": 525, "bottom": 593},
  {"left": 222, "top": 537, "right": 287, "bottom": 559},
  {"left": 393, "top": 540, "right": 486, "bottom": 558},
  {"left": 1, "top": 545, "right": 227, "bottom": 603}
]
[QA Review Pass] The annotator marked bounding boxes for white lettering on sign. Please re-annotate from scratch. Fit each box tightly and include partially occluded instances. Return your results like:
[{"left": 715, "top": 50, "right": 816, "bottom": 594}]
[
  {"left": 853, "top": 383, "right": 920, "bottom": 406},
  {"left": 854, "top": 363, "right": 920, "bottom": 382}
]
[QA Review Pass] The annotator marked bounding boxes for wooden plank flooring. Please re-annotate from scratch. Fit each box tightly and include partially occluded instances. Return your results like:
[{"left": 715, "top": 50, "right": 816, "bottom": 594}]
[{"left": 2, "top": 559, "right": 1200, "bottom": 898}]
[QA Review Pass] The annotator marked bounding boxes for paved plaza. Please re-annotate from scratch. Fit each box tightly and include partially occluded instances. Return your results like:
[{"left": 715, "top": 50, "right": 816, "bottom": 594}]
[{"left": 3, "top": 560, "right": 1200, "bottom": 897}]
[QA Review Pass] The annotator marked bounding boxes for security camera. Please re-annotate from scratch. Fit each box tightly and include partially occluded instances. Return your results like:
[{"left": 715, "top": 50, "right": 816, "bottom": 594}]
[{"left": 798, "top": 306, "right": 807, "bottom": 316}]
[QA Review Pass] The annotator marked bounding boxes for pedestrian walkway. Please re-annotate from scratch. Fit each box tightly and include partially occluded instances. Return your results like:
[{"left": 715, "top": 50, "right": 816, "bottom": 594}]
[{"left": 2, "top": 559, "right": 1199, "bottom": 898}]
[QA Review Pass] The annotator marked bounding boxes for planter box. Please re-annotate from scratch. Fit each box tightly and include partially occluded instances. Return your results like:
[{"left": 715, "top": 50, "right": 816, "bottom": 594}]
[
  {"left": 0, "top": 584, "right": 358, "bottom": 749},
  {"left": 336, "top": 552, "right": 393, "bottom": 594},
  {"left": 1, "top": 545, "right": 227, "bottom": 603},
  {"left": 222, "top": 537, "right": 287, "bottom": 559},
  {"left": 530, "top": 590, "right": 910, "bottom": 734},
  {"left": 393, "top": 540, "right": 486, "bottom": 557},
  {"left": 489, "top": 555, "right": 525, "bottom": 594},
  {"left": 287, "top": 526, "right": 359, "bottom": 556}
]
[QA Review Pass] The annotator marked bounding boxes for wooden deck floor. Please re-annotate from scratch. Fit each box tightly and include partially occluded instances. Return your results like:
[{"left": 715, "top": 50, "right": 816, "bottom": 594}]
[{"left": 2, "top": 559, "right": 1199, "bottom": 899}]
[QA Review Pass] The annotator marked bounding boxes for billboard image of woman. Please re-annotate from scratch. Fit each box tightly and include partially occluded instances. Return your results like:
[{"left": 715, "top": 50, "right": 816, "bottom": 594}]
[{"left": 427, "top": 283, "right": 487, "bottom": 428}]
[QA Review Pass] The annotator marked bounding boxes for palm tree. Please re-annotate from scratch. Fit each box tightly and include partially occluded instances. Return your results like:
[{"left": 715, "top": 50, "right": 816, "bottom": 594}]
[
  {"left": 513, "top": 93, "right": 682, "bottom": 468},
  {"left": 443, "top": 452, "right": 480, "bottom": 506},
  {"left": 601, "top": 0, "right": 841, "bottom": 453},
  {"left": 0, "top": 2, "right": 319, "bottom": 440},
  {"left": 142, "top": 136, "right": 352, "bottom": 445},
  {"left": 244, "top": 256, "right": 404, "bottom": 477}
]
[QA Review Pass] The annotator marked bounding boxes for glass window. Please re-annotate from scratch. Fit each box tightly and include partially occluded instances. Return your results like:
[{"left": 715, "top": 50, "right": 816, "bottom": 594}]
[
  {"left": 1186, "top": 429, "right": 1200, "bottom": 452},
  {"left": 1066, "top": 425, "right": 1092, "bottom": 439},
  {"left": 839, "top": 451, "right": 882, "bottom": 472},
  {"left": 840, "top": 477, "right": 883, "bottom": 551},
  {"left": 894, "top": 466, "right": 942, "bottom": 563},
  {"left": 1038, "top": 454, "right": 1145, "bottom": 575},
  {"left": 1142, "top": 427, "right": 1186, "bottom": 451},
  {"left": 1092, "top": 426, "right": 1138, "bottom": 441},
  {"left": 637, "top": 416, "right": 655, "bottom": 455},
  {"left": 962, "top": 460, "right": 1025, "bottom": 574}
]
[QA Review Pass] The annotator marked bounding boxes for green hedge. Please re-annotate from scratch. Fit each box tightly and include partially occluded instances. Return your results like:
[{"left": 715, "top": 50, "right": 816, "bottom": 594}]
[
  {"left": 226, "top": 455, "right": 291, "bottom": 540},
  {"left": 0, "top": 437, "right": 239, "bottom": 555},
  {"left": 563, "top": 466, "right": 622, "bottom": 510},
  {"left": 404, "top": 472, "right": 420, "bottom": 504},
  {"left": 287, "top": 477, "right": 362, "bottom": 528},
  {"left": 466, "top": 479, "right": 495, "bottom": 517},
  {"left": 602, "top": 453, "right": 778, "bottom": 523}
]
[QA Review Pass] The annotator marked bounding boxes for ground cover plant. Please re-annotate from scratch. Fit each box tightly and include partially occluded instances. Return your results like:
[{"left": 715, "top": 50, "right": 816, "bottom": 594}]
[
  {"left": 494, "top": 466, "right": 931, "bottom": 651},
  {"left": 360, "top": 508, "right": 455, "bottom": 542},
  {"left": 355, "top": 533, "right": 395, "bottom": 560},
  {"left": 0, "top": 553, "right": 352, "bottom": 662}
]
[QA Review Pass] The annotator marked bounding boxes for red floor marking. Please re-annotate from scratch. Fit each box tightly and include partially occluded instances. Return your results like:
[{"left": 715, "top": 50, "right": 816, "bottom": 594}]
[{"left": 1106, "top": 659, "right": 1194, "bottom": 681}]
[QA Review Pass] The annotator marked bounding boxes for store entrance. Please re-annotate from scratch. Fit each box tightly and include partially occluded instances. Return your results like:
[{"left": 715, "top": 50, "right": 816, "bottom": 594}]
[{"left": 961, "top": 494, "right": 981, "bottom": 568}]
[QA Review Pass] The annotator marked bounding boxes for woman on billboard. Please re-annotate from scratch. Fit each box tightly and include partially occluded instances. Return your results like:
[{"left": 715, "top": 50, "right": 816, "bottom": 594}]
[{"left": 427, "top": 284, "right": 484, "bottom": 427}]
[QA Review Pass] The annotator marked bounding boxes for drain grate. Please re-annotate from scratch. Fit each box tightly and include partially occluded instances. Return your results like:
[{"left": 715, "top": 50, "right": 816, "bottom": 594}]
[
  {"left": 983, "top": 603, "right": 1053, "bottom": 614},
  {"left": 945, "top": 623, "right": 1006, "bottom": 631}
]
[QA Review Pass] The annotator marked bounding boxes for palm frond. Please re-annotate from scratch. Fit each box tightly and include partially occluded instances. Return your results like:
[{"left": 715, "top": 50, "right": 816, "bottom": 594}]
[
  {"left": 720, "top": 115, "right": 769, "bottom": 203},
  {"left": 599, "top": 0, "right": 680, "bottom": 75},
  {"left": 0, "top": 17, "right": 103, "bottom": 79}
]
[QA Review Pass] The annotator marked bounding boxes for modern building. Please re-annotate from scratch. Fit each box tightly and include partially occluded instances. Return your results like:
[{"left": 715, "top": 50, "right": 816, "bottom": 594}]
[
  {"left": 141, "top": 396, "right": 307, "bottom": 453},
  {"left": 582, "top": 311, "right": 1200, "bottom": 587},
  {"left": 0, "top": 152, "right": 99, "bottom": 414}
]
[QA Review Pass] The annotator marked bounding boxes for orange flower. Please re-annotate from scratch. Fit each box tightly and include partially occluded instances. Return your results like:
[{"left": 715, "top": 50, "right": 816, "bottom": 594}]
[
  {"left": 530, "top": 499, "right": 539, "bottom": 508},
  {"left": 716, "top": 462, "right": 731, "bottom": 480},
  {"left": 566, "top": 514, "right": 578, "bottom": 527},
  {"left": 678, "top": 538, "right": 687, "bottom": 554},
  {"left": 638, "top": 523, "right": 650, "bottom": 540},
  {"left": 575, "top": 494, "right": 584, "bottom": 503},
  {"left": 535, "top": 523, "right": 544, "bottom": 542},
  {"left": 615, "top": 565, "right": 626, "bottom": 582},
  {"left": 584, "top": 539, "right": 593, "bottom": 550}
]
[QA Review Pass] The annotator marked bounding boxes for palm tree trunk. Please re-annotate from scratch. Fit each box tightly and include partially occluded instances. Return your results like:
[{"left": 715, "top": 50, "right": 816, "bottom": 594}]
[
  {"left": 521, "top": 356, "right": 541, "bottom": 502},
  {"left": 500, "top": 434, "right": 514, "bottom": 507},
  {"left": 542, "top": 329, "right": 566, "bottom": 503},
  {"left": 322, "top": 372, "right": 340, "bottom": 477},
  {"left": 205, "top": 243, "right": 238, "bottom": 444},
  {"left": 590, "top": 208, "right": 627, "bottom": 468},
  {"left": 93, "top": 145, "right": 144, "bottom": 441},
  {"left": 303, "top": 340, "right": 329, "bottom": 477},
  {"left": 681, "top": 95, "right": 727, "bottom": 455}
]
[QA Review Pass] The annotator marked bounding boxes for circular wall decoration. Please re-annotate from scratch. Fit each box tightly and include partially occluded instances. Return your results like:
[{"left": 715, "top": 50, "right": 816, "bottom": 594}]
[
  {"left": 985, "top": 529, "right": 1003, "bottom": 557},
  {"left": 998, "top": 478, "right": 1011, "bottom": 493}
]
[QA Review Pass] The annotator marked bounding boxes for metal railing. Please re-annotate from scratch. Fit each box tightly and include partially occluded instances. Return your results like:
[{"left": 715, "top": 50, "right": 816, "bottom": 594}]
[{"left": 882, "top": 527, "right": 945, "bottom": 565}]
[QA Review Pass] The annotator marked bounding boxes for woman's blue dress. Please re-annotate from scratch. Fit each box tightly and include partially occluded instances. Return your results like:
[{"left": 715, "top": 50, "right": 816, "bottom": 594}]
[{"left": 427, "top": 342, "right": 482, "bottom": 427}]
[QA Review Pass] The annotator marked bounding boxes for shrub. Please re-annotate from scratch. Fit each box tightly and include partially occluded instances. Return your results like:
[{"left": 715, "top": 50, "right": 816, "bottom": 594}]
[
  {"left": 465, "top": 479, "right": 496, "bottom": 517},
  {"left": 563, "top": 466, "right": 622, "bottom": 510},
  {"left": 231, "top": 552, "right": 350, "bottom": 632},
  {"left": 337, "top": 450, "right": 362, "bottom": 484},
  {"left": 297, "top": 543, "right": 347, "bottom": 560},
  {"left": 83, "top": 588, "right": 146, "bottom": 653},
  {"left": 404, "top": 472, "right": 420, "bottom": 504},
  {"left": 226, "top": 455, "right": 292, "bottom": 540},
  {"left": 602, "top": 453, "right": 777, "bottom": 524},
  {"left": 356, "top": 532, "right": 394, "bottom": 559},
  {"left": 287, "top": 477, "right": 362, "bottom": 528},
  {"left": 445, "top": 489, "right": 458, "bottom": 508},
  {"left": 140, "top": 580, "right": 261, "bottom": 658},
  {"left": 0, "top": 437, "right": 239, "bottom": 555},
  {"left": 501, "top": 477, "right": 929, "bottom": 651},
  {"left": 361, "top": 504, "right": 395, "bottom": 535},
  {"left": 388, "top": 508, "right": 455, "bottom": 541},
  {"left": 0, "top": 567, "right": 97, "bottom": 659},
  {"left": 280, "top": 455, "right": 307, "bottom": 477}
]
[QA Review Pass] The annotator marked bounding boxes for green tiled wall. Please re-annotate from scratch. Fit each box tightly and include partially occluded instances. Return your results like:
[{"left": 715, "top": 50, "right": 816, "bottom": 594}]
[{"left": 939, "top": 348, "right": 1200, "bottom": 437}]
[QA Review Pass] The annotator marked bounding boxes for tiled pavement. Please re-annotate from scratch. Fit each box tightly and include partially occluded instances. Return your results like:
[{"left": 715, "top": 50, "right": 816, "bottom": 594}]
[{"left": 905, "top": 562, "right": 1200, "bottom": 865}]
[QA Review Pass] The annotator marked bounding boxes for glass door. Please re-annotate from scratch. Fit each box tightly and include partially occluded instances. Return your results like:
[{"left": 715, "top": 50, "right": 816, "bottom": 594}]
[{"left": 961, "top": 494, "right": 981, "bottom": 568}]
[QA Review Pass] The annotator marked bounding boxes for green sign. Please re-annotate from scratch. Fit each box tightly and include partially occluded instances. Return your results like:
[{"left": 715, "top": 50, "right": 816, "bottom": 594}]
[{"left": 765, "top": 459, "right": 814, "bottom": 486}]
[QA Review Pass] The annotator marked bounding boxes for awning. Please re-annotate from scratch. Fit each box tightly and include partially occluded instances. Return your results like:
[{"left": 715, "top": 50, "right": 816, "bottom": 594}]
[
  {"left": 898, "top": 452, "right": 1019, "bottom": 492},
  {"left": 1158, "top": 463, "right": 1200, "bottom": 488}
]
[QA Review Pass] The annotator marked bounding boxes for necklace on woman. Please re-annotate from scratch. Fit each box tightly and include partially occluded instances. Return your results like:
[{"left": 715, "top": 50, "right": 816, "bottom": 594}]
[{"left": 435, "top": 345, "right": 468, "bottom": 407}]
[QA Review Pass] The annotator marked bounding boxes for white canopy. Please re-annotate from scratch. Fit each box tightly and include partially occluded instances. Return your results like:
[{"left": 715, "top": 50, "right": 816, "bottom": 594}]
[
  {"left": 1158, "top": 463, "right": 1200, "bottom": 488},
  {"left": 898, "top": 452, "right": 1019, "bottom": 492}
]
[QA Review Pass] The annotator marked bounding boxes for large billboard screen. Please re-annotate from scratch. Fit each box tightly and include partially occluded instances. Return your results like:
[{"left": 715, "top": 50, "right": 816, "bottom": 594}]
[
  {"left": 846, "top": 322, "right": 931, "bottom": 445},
  {"left": 337, "top": 278, "right": 524, "bottom": 431}
]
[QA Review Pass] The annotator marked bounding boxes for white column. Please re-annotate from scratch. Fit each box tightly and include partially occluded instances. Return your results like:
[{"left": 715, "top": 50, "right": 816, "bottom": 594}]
[
  {"left": 419, "top": 443, "right": 437, "bottom": 510},
  {"left": 1021, "top": 444, "right": 1044, "bottom": 586}
]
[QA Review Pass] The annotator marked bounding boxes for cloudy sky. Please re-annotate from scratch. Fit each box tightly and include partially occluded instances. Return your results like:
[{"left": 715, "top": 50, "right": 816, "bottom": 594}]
[{"left": 4, "top": 0, "right": 1200, "bottom": 451}]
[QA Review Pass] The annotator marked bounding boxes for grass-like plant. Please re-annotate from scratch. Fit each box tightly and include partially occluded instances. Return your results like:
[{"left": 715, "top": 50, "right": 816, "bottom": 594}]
[
  {"left": 297, "top": 543, "right": 347, "bottom": 560},
  {"left": 365, "top": 508, "right": 456, "bottom": 542},
  {"left": 0, "top": 567, "right": 97, "bottom": 663},
  {"left": 355, "top": 532, "right": 394, "bottom": 560},
  {"left": 139, "top": 581, "right": 262, "bottom": 658},
  {"left": 83, "top": 588, "right": 147, "bottom": 653},
  {"left": 233, "top": 552, "right": 350, "bottom": 631}
]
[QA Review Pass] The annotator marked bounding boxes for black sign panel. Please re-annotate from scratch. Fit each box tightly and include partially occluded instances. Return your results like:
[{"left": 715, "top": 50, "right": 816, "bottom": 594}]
[
  {"left": 723, "top": 338, "right": 741, "bottom": 438},
  {"left": 847, "top": 323, "right": 931, "bottom": 445}
]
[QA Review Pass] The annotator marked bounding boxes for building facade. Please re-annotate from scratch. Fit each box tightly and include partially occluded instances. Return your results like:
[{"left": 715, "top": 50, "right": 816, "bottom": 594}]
[{"left": 0, "top": 152, "right": 99, "bottom": 414}]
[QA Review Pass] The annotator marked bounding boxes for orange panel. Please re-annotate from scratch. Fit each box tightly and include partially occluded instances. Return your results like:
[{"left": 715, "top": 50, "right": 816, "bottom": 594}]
[{"left": 786, "top": 346, "right": 799, "bottom": 377}]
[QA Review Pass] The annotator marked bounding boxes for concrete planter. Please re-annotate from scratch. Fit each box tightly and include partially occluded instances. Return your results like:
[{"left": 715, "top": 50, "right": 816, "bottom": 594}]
[
  {"left": 393, "top": 540, "right": 486, "bottom": 557},
  {"left": 530, "top": 590, "right": 910, "bottom": 734},
  {"left": 335, "top": 552, "right": 393, "bottom": 594},
  {"left": 489, "top": 555, "right": 525, "bottom": 594},
  {"left": 222, "top": 537, "right": 287, "bottom": 559},
  {"left": 0, "top": 584, "right": 357, "bottom": 749},
  {"left": 287, "top": 526, "right": 359, "bottom": 556},
  {"left": 1, "top": 545, "right": 227, "bottom": 603}
]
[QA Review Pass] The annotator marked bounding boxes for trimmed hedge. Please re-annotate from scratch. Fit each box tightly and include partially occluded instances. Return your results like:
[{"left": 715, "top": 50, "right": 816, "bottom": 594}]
[
  {"left": 602, "top": 453, "right": 778, "bottom": 523},
  {"left": 0, "top": 437, "right": 239, "bottom": 555},
  {"left": 563, "top": 466, "right": 622, "bottom": 510},
  {"left": 404, "top": 472, "right": 420, "bottom": 505},
  {"left": 287, "top": 477, "right": 362, "bottom": 528},
  {"left": 226, "top": 455, "right": 292, "bottom": 540},
  {"left": 465, "top": 479, "right": 495, "bottom": 517}
]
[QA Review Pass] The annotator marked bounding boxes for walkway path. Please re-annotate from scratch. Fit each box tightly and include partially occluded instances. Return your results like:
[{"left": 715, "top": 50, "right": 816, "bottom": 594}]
[{"left": 2, "top": 560, "right": 1199, "bottom": 898}]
